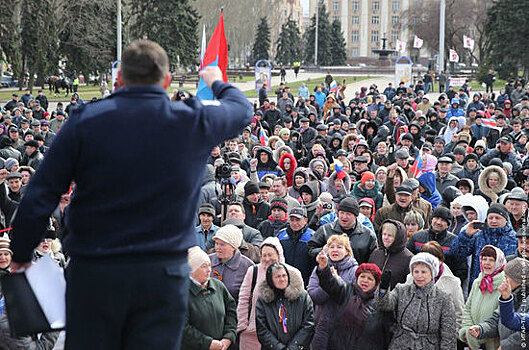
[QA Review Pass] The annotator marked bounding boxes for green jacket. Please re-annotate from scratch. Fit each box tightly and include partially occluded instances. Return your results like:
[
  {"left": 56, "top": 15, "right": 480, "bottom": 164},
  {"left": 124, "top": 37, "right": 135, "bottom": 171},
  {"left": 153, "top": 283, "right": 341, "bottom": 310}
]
[{"left": 182, "top": 278, "right": 237, "bottom": 350}]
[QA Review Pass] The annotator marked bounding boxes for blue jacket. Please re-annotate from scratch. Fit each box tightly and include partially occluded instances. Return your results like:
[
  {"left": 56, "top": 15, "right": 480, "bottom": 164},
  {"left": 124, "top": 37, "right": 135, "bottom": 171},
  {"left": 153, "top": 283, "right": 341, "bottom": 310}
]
[
  {"left": 314, "top": 91, "right": 326, "bottom": 111},
  {"left": 450, "top": 223, "right": 517, "bottom": 286},
  {"left": 278, "top": 225, "right": 316, "bottom": 285},
  {"left": 10, "top": 82, "right": 252, "bottom": 261},
  {"left": 417, "top": 172, "right": 441, "bottom": 209},
  {"left": 499, "top": 295, "right": 527, "bottom": 331},
  {"left": 195, "top": 224, "right": 219, "bottom": 251},
  {"left": 470, "top": 124, "right": 489, "bottom": 141}
]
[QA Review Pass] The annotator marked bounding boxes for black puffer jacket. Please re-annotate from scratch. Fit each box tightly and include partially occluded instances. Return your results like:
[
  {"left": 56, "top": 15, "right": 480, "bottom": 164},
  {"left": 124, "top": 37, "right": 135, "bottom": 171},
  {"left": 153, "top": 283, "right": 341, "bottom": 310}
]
[
  {"left": 368, "top": 220, "right": 413, "bottom": 289},
  {"left": 242, "top": 197, "right": 271, "bottom": 229},
  {"left": 256, "top": 264, "right": 315, "bottom": 349}
]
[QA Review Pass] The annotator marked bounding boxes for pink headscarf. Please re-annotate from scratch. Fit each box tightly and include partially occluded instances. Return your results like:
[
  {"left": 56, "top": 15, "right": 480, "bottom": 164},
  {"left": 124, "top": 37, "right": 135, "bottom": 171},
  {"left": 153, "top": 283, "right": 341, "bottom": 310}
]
[
  {"left": 416, "top": 153, "right": 438, "bottom": 177},
  {"left": 479, "top": 245, "right": 506, "bottom": 294}
]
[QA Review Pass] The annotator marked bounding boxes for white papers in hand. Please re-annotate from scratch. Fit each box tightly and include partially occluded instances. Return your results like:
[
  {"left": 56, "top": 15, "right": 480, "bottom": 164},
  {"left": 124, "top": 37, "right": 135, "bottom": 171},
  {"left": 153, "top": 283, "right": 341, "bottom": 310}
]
[{"left": 24, "top": 254, "right": 66, "bottom": 329}]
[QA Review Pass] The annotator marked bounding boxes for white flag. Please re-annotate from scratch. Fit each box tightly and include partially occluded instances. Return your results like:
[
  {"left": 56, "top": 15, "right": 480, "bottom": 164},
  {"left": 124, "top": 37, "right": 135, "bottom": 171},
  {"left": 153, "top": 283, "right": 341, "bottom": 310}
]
[
  {"left": 463, "top": 35, "right": 475, "bottom": 50},
  {"left": 449, "top": 49, "right": 459, "bottom": 63},
  {"left": 200, "top": 25, "right": 206, "bottom": 64},
  {"left": 413, "top": 35, "right": 423, "bottom": 49},
  {"left": 396, "top": 40, "right": 407, "bottom": 53}
]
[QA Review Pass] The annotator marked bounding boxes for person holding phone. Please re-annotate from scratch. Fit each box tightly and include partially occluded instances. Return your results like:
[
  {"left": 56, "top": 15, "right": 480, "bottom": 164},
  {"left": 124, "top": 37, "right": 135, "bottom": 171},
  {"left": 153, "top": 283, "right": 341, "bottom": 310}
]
[{"left": 450, "top": 203, "right": 517, "bottom": 287}]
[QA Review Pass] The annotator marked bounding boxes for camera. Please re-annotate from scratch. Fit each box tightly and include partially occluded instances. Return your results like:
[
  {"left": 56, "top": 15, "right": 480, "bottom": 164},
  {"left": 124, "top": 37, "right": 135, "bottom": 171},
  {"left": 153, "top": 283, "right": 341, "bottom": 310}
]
[
  {"left": 216, "top": 163, "right": 232, "bottom": 179},
  {"left": 322, "top": 202, "right": 333, "bottom": 210}
]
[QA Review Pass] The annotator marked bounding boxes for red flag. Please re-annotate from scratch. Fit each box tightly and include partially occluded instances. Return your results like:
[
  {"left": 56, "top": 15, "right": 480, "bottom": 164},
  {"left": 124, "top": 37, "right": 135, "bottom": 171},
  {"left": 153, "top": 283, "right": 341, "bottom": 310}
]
[{"left": 200, "top": 10, "right": 228, "bottom": 82}]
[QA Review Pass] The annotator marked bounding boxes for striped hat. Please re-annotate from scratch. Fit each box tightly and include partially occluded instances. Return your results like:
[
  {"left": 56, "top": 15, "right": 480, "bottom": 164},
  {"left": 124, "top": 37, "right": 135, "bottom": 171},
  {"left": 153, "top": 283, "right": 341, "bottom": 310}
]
[{"left": 0, "top": 233, "right": 12, "bottom": 255}]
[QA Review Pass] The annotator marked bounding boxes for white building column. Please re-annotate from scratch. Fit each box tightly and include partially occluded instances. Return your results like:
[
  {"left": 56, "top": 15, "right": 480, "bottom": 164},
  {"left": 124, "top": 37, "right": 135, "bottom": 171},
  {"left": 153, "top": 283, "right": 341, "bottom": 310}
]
[{"left": 360, "top": 0, "right": 369, "bottom": 56}]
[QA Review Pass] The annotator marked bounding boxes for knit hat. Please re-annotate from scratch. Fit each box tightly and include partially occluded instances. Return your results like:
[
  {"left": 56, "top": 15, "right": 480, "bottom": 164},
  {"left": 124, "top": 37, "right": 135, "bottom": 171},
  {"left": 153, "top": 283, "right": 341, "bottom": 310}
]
[
  {"left": 505, "top": 258, "right": 529, "bottom": 285},
  {"left": 0, "top": 232, "right": 12, "bottom": 255},
  {"left": 4, "top": 158, "right": 18, "bottom": 171},
  {"left": 270, "top": 198, "right": 288, "bottom": 213},
  {"left": 355, "top": 263, "right": 382, "bottom": 285},
  {"left": 487, "top": 203, "right": 509, "bottom": 221},
  {"left": 432, "top": 206, "right": 453, "bottom": 226},
  {"left": 244, "top": 181, "right": 260, "bottom": 197},
  {"left": 360, "top": 171, "right": 375, "bottom": 185},
  {"left": 463, "top": 153, "right": 479, "bottom": 164},
  {"left": 410, "top": 252, "right": 439, "bottom": 278},
  {"left": 338, "top": 197, "right": 359, "bottom": 216},
  {"left": 198, "top": 203, "right": 216, "bottom": 217},
  {"left": 278, "top": 128, "right": 290, "bottom": 138},
  {"left": 213, "top": 224, "right": 243, "bottom": 249},
  {"left": 187, "top": 246, "right": 210, "bottom": 273},
  {"left": 375, "top": 166, "right": 387, "bottom": 175}
]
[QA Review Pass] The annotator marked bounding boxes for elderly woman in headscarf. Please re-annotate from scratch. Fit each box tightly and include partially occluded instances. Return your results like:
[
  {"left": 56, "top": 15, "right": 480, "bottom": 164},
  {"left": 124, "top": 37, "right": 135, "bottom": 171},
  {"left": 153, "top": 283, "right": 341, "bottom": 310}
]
[
  {"left": 183, "top": 247, "right": 237, "bottom": 350},
  {"left": 442, "top": 117, "right": 461, "bottom": 145},
  {"left": 459, "top": 245, "right": 506, "bottom": 350}
]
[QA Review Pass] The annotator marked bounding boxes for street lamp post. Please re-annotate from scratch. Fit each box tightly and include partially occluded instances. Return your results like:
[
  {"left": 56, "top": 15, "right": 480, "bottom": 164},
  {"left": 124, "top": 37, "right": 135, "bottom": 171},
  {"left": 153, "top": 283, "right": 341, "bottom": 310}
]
[
  {"left": 314, "top": 1, "right": 319, "bottom": 66},
  {"left": 438, "top": 0, "right": 445, "bottom": 77},
  {"left": 117, "top": 0, "right": 122, "bottom": 61}
]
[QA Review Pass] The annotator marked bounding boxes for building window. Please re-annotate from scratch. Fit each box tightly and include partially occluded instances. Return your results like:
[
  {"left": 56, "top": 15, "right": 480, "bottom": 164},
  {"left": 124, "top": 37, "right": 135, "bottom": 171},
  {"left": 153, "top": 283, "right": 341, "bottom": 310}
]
[
  {"left": 392, "top": 16, "right": 399, "bottom": 25},
  {"left": 391, "top": 31, "right": 399, "bottom": 43},
  {"left": 333, "top": 15, "right": 339, "bottom": 22},
  {"left": 371, "top": 30, "right": 379, "bottom": 43},
  {"left": 351, "top": 30, "right": 359, "bottom": 42},
  {"left": 392, "top": 0, "right": 400, "bottom": 11},
  {"left": 351, "top": 47, "right": 359, "bottom": 57},
  {"left": 352, "top": 16, "right": 359, "bottom": 25},
  {"left": 352, "top": 1, "right": 359, "bottom": 11},
  {"left": 372, "top": 16, "right": 379, "bottom": 25},
  {"left": 333, "top": 1, "right": 340, "bottom": 11},
  {"left": 372, "top": 1, "right": 379, "bottom": 11}
]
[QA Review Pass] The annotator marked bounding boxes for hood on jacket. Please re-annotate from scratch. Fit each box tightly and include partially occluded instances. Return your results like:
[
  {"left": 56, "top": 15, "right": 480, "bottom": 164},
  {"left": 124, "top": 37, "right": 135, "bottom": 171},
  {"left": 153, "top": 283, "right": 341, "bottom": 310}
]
[
  {"left": 440, "top": 186, "right": 462, "bottom": 208},
  {"left": 299, "top": 181, "right": 320, "bottom": 203},
  {"left": 261, "top": 236, "right": 285, "bottom": 264},
  {"left": 417, "top": 172, "right": 441, "bottom": 209},
  {"left": 202, "top": 164, "right": 216, "bottom": 185},
  {"left": 278, "top": 152, "right": 297, "bottom": 176},
  {"left": 394, "top": 166, "right": 409, "bottom": 183},
  {"left": 359, "top": 197, "right": 375, "bottom": 221},
  {"left": 451, "top": 98, "right": 460, "bottom": 105},
  {"left": 478, "top": 165, "right": 508, "bottom": 202},
  {"left": 342, "top": 134, "right": 357, "bottom": 151},
  {"left": 474, "top": 139, "right": 487, "bottom": 150},
  {"left": 259, "top": 263, "right": 305, "bottom": 303},
  {"left": 309, "top": 158, "right": 329, "bottom": 179},
  {"left": 274, "top": 145, "right": 294, "bottom": 163},
  {"left": 457, "top": 178, "right": 475, "bottom": 194},
  {"left": 292, "top": 167, "right": 309, "bottom": 187},
  {"left": 376, "top": 125, "right": 390, "bottom": 138},
  {"left": 326, "top": 171, "right": 351, "bottom": 198},
  {"left": 378, "top": 219, "right": 408, "bottom": 254},
  {"left": 256, "top": 146, "right": 278, "bottom": 168},
  {"left": 454, "top": 194, "right": 489, "bottom": 222}
]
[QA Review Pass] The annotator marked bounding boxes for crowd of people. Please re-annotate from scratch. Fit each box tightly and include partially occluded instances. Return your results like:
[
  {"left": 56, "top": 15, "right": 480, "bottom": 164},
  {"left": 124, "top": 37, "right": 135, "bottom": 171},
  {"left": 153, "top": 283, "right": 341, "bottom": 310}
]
[{"left": 1, "top": 69, "right": 529, "bottom": 349}]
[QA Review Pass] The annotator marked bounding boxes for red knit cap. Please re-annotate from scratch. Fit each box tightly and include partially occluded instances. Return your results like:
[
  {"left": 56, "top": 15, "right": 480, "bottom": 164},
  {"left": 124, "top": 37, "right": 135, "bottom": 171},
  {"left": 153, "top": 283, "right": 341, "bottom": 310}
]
[
  {"left": 355, "top": 263, "right": 382, "bottom": 284},
  {"left": 360, "top": 171, "right": 375, "bottom": 185}
]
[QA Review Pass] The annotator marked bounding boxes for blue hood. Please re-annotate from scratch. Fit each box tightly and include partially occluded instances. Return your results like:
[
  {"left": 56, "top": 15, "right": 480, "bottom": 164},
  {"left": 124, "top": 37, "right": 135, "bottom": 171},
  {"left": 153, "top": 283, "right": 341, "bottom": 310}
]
[
  {"left": 418, "top": 172, "right": 441, "bottom": 209},
  {"left": 451, "top": 98, "right": 459, "bottom": 105}
]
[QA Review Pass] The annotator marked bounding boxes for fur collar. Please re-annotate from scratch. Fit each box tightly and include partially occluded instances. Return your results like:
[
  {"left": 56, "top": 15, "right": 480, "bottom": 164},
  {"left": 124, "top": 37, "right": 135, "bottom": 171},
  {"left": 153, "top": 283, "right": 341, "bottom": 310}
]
[
  {"left": 478, "top": 165, "right": 507, "bottom": 203},
  {"left": 258, "top": 265, "right": 305, "bottom": 303}
]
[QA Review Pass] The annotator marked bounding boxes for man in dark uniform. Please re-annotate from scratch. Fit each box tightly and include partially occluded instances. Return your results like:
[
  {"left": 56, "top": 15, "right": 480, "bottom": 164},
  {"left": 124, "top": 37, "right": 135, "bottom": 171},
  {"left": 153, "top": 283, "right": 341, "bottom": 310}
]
[{"left": 9, "top": 40, "right": 252, "bottom": 349}]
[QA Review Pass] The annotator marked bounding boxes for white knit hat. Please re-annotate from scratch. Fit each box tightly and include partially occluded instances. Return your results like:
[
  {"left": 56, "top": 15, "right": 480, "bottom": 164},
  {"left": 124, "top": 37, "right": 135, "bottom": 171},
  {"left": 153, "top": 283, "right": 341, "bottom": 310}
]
[
  {"left": 213, "top": 224, "right": 243, "bottom": 249},
  {"left": 0, "top": 232, "right": 12, "bottom": 255},
  {"left": 187, "top": 246, "right": 210, "bottom": 273},
  {"left": 410, "top": 252, "right": 439, "bottom": 278}
]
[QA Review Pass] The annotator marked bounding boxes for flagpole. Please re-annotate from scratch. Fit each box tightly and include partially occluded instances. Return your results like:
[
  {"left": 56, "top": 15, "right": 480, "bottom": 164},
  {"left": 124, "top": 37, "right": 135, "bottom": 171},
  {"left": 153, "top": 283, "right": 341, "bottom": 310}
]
[
  {"left": 117, "top": 0, "right": 122, "bottom": 61},
  {"left": 439, "top": 0, "right": 445, "bottom": 78}
]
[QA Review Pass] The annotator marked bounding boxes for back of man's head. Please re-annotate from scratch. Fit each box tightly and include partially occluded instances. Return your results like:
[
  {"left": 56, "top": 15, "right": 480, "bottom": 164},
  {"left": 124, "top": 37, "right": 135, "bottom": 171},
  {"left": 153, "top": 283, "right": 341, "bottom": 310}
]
[{"left": 121, "top": 40, "right": 169, "bottom": 86}]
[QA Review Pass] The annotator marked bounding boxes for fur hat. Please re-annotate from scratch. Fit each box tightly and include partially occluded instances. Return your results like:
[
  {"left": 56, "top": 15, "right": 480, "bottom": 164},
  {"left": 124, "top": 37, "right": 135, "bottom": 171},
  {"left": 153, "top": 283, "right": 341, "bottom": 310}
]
[
  {"left": 213, "top": 224, "right": 243, "bottom": 249},
  {"left": 187, "top": 246, "right": 210, "bottom": 273},
  {"left": 410, "top": 252, "right": 439, "bottom": 278}
]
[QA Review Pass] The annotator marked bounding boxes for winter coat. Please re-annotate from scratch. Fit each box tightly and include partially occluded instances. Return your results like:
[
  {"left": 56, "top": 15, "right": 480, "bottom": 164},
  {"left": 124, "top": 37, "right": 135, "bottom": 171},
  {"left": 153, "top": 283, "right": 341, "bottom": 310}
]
[
  {"left": 278, "top": 153, "right": 298, "bottom": 187},
  {"left": 314, "top": 265, "right": 393, "bottom": 350},
  {"left": 209, "top": 251, "right": 254, "bottom": 301},
  {"left": 278, "top": 225, "right": 316, "bottom": 285},
  {"left": 351, "top": 180, "right": 384, "bottom": 210},
  {"left": 407, "top": 227, "right": 469, "bottom": 287},
  {"left": 369, "top": 219, "right": 413, "bottom": 289},
  {"left": 450, "top": 223, "right": 517, "bottom": 287},
  {"left": 378, "top": 281, "right": 457, "bottom": 350},
  {"left": 288, "top": 167, "right": 308, "bottom": 200},
  {"left": 459, "top": 271, "right": 505, "bottom": 350},
  {"left": 0, "top": 314, "right": 59, "bottom": 350},
  {"left": 299, "top": 181, "right": 320, "bottom": 223},
  {"left": 480, "top": 149, "right": 522, "bottom": 174},
  {"left": 237, "top": 237, "right": 303, "bottom": 350},
  {"left": 255, "top": 267, "right": 315, "bottom": 349},
  {"left": 476, "top": 165, "right": 508, "bottom": 203},
  {"left": 307, "top": 256, "right": 358, "bottom": 349},
  {"left": 434, "top": 171, "right": 459, "bottom": 194},
  {"left": 255, "top": 147, "right": 284, "bottom": 180},
  {"left": 258, "top": 217, "right": 289, "bottom": 239},
  {"left": 417, "top": 172, "right": 441, "bottom": 209},
  {"left": 308, "top": 220, "right": 376, "bottom": 265},
  {"left": 456, "top": 165, "right": 482, "bottom": 193},
  {"left": 325, "top": 171, "right": 351, "bottom": 201},
  {"left": 480, "top": 286, "right": 527, "bottom": 350},
  {"left": 243, "top": 198, "right": 271, "bottom": 229},
  {"left": 195, "top": 224, "right": 219, "bottom": 251},
  {"left": 182, "top": 278, "right": 237, "bottom": 350},
  {"left": 405, "top": 263, "right": 464, "bottom": 329},
  {"left": 373, "top": 202, "right": 428, "bottom": 235}
]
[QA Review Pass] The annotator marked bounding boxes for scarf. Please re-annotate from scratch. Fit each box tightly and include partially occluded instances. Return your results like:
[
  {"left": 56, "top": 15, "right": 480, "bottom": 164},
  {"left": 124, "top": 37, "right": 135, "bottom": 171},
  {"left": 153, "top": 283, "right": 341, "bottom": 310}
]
[
  {"left": 434, "top": 264, "right": 444, "bottom": 283},
  {"left": 479, "top": 266, "right": 504, "bottom": 294},
  {"left": 278, "top": 303, "right": 288, "bottom": 333},
  {"left": 343, "top": 282, "right": 376, "bottom": 331}
]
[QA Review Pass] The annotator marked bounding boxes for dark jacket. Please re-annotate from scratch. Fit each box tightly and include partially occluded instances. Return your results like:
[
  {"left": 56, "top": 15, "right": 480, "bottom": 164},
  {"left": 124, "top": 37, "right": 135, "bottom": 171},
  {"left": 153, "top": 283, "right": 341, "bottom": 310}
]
[
  {"left": 258, "top": 217, "right": 289, "bottom": 239},
  {"left": 307, "top": 256, "right": 358, "bottom": 349},
  {"left": 407, "top": 228, "right": 468, "bottom": 286},
  {"left": 308, "top": 220, "right": 377, "bottom": 264},
  {"left": 315, "top": 265, "right": 393, "bottom": 350},
  {"left": 10, "top": 82, "right": 252, "bottom": 262},
  {"left": 256, "top": 268, "right": 315, "bottom": 349},
  {"left": 242, "top": 198, "right": 271, "bottom": 229},
  {"left": 278, "top": 224, "right": 316, "bottom": 285},
  {"left": 182, "top": 278, "right": 237, "bottom": 350},
  {"left": 369, "top": 220, "right": 413, "bottom": 289}
]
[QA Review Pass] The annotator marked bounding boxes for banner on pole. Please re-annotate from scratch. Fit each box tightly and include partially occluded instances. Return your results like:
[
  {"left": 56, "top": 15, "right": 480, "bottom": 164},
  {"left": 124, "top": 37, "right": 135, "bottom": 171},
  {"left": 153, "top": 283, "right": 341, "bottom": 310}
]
[
  {"left": 396, "top": 40, "right": 407, "bottom": 53},
  {"left": 449, "top": 49, "right": 459, "bottom": 63},
  {"left": 413, "top": 36, "right": 423, "bottom": 49},
  {"left": 255, "top": 59, "right": 272, "bottom": 92},
  {"left": 111, "top": 60, "right": 121, "bottom": 92},
  {"left": 394, "top": 56, "right": 413, "bottom": 87},
  {"left": 463, "top": 35, "right": 475, "bottom": 50}
]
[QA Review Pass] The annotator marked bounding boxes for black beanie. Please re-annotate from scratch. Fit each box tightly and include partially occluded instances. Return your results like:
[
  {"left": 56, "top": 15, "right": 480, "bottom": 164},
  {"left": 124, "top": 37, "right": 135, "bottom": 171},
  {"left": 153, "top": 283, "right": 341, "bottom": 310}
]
[
  {"left": 433, "top": 206, "right": 453, "bottom": 226},
  {"left": 487, "top": 203, "right": 509, "bottom": 221},
  {"left": 338, "top": 197, "right": 360, "bottom": 216},
  {"left": 270, "top": 198, "right": 288, "bottom": 213},
  {"left": 244, "top": 181, "right": 260, "bottom": 197}
]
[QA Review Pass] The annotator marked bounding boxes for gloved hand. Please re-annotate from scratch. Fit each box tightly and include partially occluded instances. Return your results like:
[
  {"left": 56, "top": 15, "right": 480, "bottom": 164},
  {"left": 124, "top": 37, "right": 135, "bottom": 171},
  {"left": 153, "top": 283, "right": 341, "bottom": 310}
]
[{"left": 380, "top": 270, "right": 392, "bottom": 291}]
